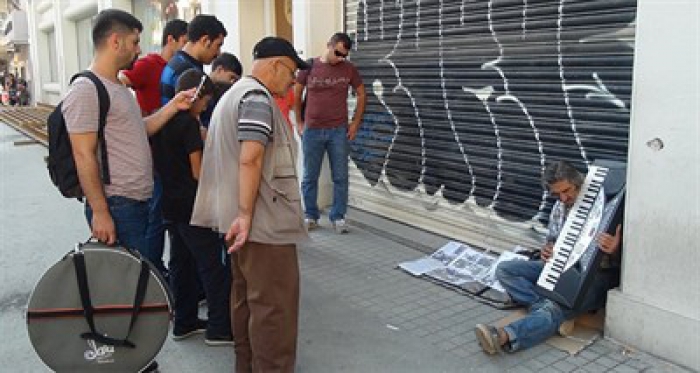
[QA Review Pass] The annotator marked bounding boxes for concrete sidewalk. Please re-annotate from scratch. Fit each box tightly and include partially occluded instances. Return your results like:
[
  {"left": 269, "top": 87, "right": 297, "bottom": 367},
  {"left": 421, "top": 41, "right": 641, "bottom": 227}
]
[{"left": 0, "top": 123, "right": 691, "bottom": 372}]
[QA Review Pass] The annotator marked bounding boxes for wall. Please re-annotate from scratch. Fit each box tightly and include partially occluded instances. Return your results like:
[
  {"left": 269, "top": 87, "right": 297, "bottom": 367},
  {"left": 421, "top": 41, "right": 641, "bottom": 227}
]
[
  {"left": 344, "top": 0, "right": 637, "bottom": 249},
  {"left": 202, "top": 0, "right": 240, "bottom": 70},
  {"left": 605, "top": 0, "right": 700, "bottom": 370}
]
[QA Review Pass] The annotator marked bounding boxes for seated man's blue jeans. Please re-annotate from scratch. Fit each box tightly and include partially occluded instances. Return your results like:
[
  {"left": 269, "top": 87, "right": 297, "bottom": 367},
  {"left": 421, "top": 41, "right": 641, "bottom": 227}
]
[
  {"left": 84, "top": 196, "right": 149, "bottom": 255},
  {"left": 496, "top": 259, "right": 545, "bottom": 307},
  {"left": 301, "top": 126, "right": 349, "bottom": 222},
  {"left": 503, "top": 270, "right": 616, "bottom": 351}
]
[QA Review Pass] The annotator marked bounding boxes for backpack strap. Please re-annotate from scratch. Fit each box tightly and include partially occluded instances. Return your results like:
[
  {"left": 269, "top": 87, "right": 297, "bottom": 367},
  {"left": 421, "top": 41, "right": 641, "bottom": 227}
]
[{"left": 70, "top": 71, "right": 112, "bottom": 185}]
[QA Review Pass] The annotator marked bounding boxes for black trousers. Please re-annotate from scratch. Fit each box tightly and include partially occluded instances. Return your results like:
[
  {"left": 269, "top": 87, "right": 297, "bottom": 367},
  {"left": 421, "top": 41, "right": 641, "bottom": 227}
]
[{"left": 169, "top": 222, "right": 231, "bottom": 336}]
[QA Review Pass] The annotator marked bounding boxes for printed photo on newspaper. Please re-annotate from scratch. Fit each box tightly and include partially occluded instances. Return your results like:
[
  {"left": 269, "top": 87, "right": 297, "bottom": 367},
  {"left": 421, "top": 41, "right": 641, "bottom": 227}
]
[{"left": 398, "top": 241, "right": 529, "bottom": 303}]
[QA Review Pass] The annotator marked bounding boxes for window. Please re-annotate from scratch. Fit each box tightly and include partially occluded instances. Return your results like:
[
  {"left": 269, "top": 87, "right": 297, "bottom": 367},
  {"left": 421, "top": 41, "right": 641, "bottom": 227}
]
[
  {"left": 76, "top": 17, "right": 95, "bottom": 71},
  {"left": 46, "top": 30, "right": 58, "bottom": 82}
]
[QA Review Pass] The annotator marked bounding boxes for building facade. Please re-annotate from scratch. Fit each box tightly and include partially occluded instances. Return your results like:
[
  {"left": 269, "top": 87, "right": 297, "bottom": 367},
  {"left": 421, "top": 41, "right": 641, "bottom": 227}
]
[{"left": 20, "top": 0, "right": 700, "bottom": 370}]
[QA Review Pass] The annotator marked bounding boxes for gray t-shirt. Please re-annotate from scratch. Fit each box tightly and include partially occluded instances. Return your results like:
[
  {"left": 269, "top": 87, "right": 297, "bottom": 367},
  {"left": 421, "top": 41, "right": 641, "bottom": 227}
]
[{"left": 63, "top": 73, "right": 153, "bottom": 201}]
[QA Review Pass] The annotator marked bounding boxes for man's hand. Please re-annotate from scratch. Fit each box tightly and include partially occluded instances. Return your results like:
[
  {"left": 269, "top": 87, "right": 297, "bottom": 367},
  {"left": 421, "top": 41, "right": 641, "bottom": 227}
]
[
  {"left": 225, "top": 216, "right": 251, "bottom": 253},
  {"left": 171, "top": 88, "right": 196, "bottom": 111},
  {"left": 347, "top": 122, "right": 360, "bottom": 140},
  {"left": 296, "top": 121, "right": 305, "bottom": 136},
  {"left": 598, "top": 225, "right": 622, "bottom": 254},
  {"left": 91, "top": 210, "right": 116, "bottom": 245},
  {"left": 541, "top": 242, "right": 554, "bottom": 262}
]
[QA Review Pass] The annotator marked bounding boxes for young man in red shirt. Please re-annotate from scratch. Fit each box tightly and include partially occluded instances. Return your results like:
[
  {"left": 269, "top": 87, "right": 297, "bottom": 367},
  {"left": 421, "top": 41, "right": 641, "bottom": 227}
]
[{"left": 120, "top": 19, "right": 188, "bottom": 115}]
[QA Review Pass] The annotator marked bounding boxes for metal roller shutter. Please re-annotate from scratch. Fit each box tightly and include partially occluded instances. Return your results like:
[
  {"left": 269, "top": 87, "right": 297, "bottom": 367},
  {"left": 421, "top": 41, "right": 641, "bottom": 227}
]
[{"left": 344, "top": 0, "right": 636, "bottom": 250}]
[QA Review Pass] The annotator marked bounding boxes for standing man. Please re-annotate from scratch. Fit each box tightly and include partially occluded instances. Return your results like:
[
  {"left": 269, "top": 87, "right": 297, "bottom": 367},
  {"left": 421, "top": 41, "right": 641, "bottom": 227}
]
[
  {"left": 191, "top": 37, "right": 309, "bottom": 372},
  {"left": 120, "top": 19, "right": 188, "bottom": 116},
  {"left": 203, "top": 52, "right": 243, "bottom": 126},
  {"left": 62, "top": 9, "right": 193, "bottom": 372},
  {"left": 474, "top": 161, "right": 623, "bottom": 354},
  {"left": 210, "top": 52, "right": 242, "bottom": 86},
  {"left": 118, "top": 18, "right": 188, "bottom": 278},
  {"left": 160, "top": 14, "right": 227, "bottom": 108},
  {"left": 293, "top": 32, "right": 366, "bottom": 234}
]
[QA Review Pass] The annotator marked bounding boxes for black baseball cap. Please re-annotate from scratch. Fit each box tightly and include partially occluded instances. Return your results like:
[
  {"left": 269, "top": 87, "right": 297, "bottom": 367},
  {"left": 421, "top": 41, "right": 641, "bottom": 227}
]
[{"left": 253, "top": 37, "right": 310, "bottom": 70}]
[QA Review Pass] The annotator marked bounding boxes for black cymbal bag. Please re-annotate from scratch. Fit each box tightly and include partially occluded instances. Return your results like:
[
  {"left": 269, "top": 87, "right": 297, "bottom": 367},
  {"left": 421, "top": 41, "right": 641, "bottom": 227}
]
[{"left": 26, "top": 241, "right": 172, "bottom": 372}]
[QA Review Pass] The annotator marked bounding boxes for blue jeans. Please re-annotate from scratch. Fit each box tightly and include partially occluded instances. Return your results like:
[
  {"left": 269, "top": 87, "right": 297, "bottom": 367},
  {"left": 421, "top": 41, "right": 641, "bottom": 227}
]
[
  {"left": 301, "top": 126, "right": 349, "bottom": 222},
  {"left": 85, "top": 196, "right": 149, "bottom": 255},
  {"left": 144, "top": 175, "right": 167, "bottom": 276},
  {"left": 499, "top": 260, "right": 616, "bottom": 351},
  {"left": 496, "top": 260, "right": 546, "bottom": 307},
  {"left": 169, "top": 222, "right": 231, "bottom": 336}
]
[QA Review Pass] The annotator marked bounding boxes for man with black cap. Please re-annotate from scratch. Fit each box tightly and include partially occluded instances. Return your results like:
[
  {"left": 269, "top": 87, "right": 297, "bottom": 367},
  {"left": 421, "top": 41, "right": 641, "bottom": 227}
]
[{"left": 190, "top": 36, "right": 309, "bottom": 372}]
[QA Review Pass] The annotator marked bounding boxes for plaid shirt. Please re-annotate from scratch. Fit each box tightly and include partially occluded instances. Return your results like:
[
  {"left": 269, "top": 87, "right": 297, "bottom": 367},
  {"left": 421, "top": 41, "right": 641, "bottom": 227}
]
[{"left": 546, "top": 201, "right": 569, "bottom": 244}]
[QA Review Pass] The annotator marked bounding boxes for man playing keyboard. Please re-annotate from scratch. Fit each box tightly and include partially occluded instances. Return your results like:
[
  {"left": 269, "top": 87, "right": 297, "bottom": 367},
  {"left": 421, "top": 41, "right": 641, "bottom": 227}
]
[{"left": 474, "top": 161, "right": 623, "bottom": 354}]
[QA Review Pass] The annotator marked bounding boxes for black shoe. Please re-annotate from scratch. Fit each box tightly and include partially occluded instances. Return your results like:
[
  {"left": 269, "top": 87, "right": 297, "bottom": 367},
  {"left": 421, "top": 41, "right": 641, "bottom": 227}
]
[
  {"left": 204, "top": 333, "right": 234, "bottom": 346},
  {"left": 173, "top": 318, "right": 207, "bottom": 340},
  {"left": 142, "top": 360, "right": 159, "bottom": 372}
]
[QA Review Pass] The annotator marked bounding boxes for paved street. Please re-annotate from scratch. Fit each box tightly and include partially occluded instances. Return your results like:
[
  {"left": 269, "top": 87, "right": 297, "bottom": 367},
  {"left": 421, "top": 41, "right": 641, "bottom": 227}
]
[{"left": 0, "top": 122, "right": 691, "bottom": 372}]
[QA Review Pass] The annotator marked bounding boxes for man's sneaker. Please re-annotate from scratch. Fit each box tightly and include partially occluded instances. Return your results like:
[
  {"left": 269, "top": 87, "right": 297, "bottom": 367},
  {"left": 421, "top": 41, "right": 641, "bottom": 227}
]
[
  {"left": 305, "top": 218, "right": 319, "bottom": 230},
  {"left": 173, "top": 318, "right": 207, "bottom": 340},
  {"left": 142, "top": 360, "right": 159, "bottom": 372},
  {"left": 205, "top": 333, "right": 234, "bottom": 346},
  {"left": 333, "top": 219, "right": 350, "bottom": 234}
]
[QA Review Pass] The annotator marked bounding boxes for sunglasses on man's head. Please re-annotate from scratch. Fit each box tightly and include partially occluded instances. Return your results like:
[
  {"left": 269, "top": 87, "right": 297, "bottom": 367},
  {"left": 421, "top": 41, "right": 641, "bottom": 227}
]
[{"left": 334, "top": 50, "right": 348, "bottom": 58}]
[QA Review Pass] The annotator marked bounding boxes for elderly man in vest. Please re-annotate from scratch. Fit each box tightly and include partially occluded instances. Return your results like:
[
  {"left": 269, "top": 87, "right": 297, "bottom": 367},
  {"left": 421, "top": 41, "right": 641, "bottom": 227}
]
[{"left": 191, "top": 37, "right": 309, "bottom": 372}]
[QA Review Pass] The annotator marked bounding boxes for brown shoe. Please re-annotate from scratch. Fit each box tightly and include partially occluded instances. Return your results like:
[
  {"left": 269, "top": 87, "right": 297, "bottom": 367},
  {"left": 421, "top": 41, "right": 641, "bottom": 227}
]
[
  {"left": 558, "top": 319, "right": 575, "bottom": 336},
  {"left": 475, "top": 324, "right": 502, "bottom": 355}
]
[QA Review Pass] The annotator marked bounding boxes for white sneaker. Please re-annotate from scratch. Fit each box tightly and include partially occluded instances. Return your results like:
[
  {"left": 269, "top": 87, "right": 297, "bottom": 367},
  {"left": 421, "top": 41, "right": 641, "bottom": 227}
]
[
  {"left": 333, "top": 219, "right": 349, "bottom": 234},
  {"left": 305, "top": 218, "right": 319, "bottom": 230}
]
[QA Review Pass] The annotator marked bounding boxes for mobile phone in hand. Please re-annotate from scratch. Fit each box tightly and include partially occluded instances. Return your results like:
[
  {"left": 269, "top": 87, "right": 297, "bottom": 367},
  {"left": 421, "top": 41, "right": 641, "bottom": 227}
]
[{"left": 191, "top": 75, "right": 206, "bottom": 103}]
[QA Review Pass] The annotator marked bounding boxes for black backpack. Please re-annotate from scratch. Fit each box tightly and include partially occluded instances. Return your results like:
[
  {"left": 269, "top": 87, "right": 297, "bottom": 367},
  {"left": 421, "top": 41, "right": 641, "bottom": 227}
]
[
  {"left": 47, "top": 71, "right": 111, "bottom": 199},
  {"left": 300, "top": 58, "right": 315, "bottom": 121}
]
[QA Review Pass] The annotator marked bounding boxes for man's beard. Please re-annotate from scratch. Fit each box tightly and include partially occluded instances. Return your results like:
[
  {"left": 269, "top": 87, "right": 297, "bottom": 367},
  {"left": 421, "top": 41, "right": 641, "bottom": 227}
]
[{"left": 123, "top": 55, "right": 138, "bottom": 70}]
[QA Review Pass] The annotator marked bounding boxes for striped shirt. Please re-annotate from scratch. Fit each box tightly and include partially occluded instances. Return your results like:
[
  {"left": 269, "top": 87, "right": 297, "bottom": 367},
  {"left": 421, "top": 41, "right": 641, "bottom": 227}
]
[
  {"left": 63, "top": 73, "right": 153, "bottom": 201},
  {"left": 237, "top": 91, "right": 273, "bottom": 145}
]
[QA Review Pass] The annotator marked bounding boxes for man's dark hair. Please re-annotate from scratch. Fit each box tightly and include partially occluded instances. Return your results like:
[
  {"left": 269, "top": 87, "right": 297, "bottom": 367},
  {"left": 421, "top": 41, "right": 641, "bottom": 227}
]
[
  {"left": 187, "top": 14, "right": 227, "bottom": 43},
  {"left": 161, "top": 19, "right": 188, "bottom": 47},
  {"left": 542, "top": 161, "right": 584, "bottom": 189},
  {"left": 176, "top": 68, "right": 215, "bottom": 97},
  {"left": 329, "top": 32, "right": 353, "bottom": 50},
  {"left": 211, "top": 53, "right": 242, "bottom": 76},
  {"left": 92, "top": 9, "right": 143, "bottom": 48}
]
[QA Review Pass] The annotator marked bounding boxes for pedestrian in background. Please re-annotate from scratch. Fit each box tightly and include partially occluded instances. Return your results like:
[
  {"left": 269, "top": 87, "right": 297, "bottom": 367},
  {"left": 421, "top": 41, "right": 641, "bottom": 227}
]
[{"left": 293, "top": 32, "right": 366, "bottom": 234}]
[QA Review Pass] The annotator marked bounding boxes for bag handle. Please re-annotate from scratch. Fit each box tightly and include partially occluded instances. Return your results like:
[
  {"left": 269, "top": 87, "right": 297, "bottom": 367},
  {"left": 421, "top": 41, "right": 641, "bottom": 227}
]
[{"left": 72, "top": 246, "right": 150, "bottom": 348}]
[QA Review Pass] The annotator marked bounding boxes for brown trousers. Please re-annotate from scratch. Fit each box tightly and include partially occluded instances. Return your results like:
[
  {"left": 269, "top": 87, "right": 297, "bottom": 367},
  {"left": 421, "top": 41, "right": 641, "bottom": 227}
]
[{"left": 231, "top": 242, "right": 299, "bottom": 373}]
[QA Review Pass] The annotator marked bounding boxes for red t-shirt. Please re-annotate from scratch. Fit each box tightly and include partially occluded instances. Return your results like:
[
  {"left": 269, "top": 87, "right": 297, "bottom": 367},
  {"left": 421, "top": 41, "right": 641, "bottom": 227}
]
[
  {"left": 297, "top": 58, "right": 363, "bottom": 129},
  {"left": 122, "top": 53, "right": 167, "bottom": 116},
  {"left": 274, "top": 87, "right": 295, "bottom": 130}
]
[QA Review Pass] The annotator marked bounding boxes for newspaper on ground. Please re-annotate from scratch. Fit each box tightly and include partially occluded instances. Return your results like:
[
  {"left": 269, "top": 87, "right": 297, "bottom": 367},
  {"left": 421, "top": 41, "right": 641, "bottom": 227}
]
[{"left": 398, "top": 241, "right": 528, "bottom": 308}]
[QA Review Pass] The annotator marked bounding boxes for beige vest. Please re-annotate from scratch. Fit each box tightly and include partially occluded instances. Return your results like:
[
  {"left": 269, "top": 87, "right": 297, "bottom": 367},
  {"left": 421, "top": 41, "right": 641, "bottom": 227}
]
[{"left": 190, "top": 77, "right": 308, "bottom": 245}]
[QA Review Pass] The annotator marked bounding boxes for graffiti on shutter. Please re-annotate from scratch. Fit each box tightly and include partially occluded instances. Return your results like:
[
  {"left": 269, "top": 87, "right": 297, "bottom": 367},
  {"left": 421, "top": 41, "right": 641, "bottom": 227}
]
[{"left": 345, "top": 0, "right": 635, "bottom": 249}]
